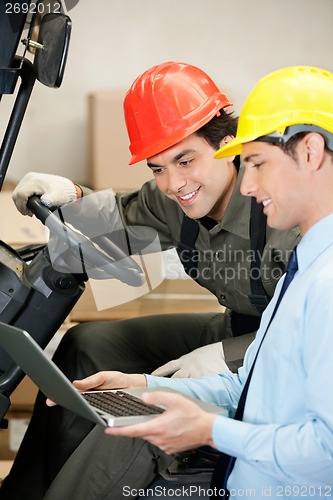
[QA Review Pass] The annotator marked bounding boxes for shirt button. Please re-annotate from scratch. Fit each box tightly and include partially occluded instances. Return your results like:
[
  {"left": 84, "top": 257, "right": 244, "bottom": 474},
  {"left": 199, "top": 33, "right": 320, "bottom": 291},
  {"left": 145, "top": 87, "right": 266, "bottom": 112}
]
[{"left": 220, "top": 293, "right": 226, "bottom": 301}]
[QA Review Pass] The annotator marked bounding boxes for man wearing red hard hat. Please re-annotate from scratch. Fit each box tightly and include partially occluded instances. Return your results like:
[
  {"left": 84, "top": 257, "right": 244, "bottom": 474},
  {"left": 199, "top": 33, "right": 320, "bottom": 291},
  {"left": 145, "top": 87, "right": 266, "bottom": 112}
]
[{"left": 1, "top": 62, "right": 299, "bottom": 499}]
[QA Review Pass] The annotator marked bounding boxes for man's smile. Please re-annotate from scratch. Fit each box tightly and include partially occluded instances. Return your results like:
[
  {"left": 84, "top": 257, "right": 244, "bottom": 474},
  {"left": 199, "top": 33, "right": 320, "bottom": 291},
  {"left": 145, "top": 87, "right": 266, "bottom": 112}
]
[{"left": 176, "top": 188, "right": 200, "bottom": 205}]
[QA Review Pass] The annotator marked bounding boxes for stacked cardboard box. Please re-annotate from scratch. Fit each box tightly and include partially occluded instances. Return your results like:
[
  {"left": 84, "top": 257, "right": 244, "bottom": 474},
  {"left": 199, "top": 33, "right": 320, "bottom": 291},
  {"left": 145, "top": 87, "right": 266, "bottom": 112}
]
[
  {"left": 0, "top": 375, "right": 38, "bottom": 460},
  {"left": 87, "top": 89, "right": 154, "bottom": 191},
  {"left": 0, "top": 411, "right": 32, "bottom": 461}
]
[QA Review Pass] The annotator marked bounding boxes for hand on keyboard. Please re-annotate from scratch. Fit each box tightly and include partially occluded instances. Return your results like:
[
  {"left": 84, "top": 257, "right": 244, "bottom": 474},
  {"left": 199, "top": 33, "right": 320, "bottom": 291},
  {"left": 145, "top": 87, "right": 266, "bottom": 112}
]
[
  {"left": 46, "top": 371, "right": 147, "bottom": 407},
  {"left": 73, "top": 371, "right": 147, "bottom": 391}
]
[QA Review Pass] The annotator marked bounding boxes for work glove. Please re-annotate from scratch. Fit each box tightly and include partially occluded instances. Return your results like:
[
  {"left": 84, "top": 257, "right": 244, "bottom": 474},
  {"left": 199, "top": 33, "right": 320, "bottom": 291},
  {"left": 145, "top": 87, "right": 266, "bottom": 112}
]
[
  {"left": 151, "top": 342, "right": 230, "bottom": 379},
  {"left": 12, "top": 172, "right": 79, "bottom": 216}
]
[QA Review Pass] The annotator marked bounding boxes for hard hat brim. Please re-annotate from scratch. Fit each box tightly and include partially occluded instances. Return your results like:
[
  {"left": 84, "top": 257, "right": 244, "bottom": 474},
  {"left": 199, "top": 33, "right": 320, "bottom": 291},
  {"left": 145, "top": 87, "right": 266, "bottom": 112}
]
[{"left": 214, "top": 138, "right": 243, "bottom": 159}]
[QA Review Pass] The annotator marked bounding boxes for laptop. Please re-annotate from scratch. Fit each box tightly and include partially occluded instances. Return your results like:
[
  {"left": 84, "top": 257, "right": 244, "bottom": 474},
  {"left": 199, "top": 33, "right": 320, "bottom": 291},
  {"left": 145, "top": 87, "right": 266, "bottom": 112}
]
[{"left": 0, "top": 322, "right": 228, "bottom": 427}]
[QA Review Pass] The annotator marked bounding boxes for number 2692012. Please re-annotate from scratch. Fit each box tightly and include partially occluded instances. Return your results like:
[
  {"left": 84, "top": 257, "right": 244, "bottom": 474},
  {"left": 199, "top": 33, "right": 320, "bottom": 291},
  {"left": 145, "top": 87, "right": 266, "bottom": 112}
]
[{"left": 5, "top": 2, "right": 61, "bottom": 14}]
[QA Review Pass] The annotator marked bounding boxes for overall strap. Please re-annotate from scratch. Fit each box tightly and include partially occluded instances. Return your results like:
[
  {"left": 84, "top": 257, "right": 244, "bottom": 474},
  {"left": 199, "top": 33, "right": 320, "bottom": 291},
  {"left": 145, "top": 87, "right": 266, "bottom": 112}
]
[
  {"left": 248, "top": 196, "right": 270, "bottom": 313},
  {"left": 177, "top": 215, "right": 200, "bottom": 279}
]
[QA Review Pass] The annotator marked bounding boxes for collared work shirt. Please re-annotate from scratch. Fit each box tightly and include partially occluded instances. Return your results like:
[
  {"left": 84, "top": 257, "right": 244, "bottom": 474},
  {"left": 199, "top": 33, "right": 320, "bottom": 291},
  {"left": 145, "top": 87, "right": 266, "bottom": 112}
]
[{"left": 147, "top": 213, "right": 333, "bottom": 498}]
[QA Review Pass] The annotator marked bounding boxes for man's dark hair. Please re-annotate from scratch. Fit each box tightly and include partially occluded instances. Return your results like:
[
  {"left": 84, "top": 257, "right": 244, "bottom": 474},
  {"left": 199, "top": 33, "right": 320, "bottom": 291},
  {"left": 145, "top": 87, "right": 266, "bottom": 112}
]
[
  {"left": 195, "top": 109, "right": 238, "bottom": 151},
  {"left": 273, "top": 132, "right": 333, "bottom": 161}
]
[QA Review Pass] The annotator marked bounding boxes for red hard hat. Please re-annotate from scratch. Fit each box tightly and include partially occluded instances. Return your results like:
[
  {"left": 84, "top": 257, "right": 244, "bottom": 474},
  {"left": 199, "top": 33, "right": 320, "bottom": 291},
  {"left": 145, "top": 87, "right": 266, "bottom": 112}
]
[{"left": 124, "top": 62, "right": 232, "bottom": 165}]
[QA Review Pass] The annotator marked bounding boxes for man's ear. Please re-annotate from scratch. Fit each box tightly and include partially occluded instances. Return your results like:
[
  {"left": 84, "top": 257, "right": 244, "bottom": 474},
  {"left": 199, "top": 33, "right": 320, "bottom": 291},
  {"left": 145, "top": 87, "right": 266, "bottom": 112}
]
[
  {"left": 302, "top": 133, "right": 326, "bottom": 171},
  {"left": 218, "top": 135, "right": 235, "bottom": 162}
]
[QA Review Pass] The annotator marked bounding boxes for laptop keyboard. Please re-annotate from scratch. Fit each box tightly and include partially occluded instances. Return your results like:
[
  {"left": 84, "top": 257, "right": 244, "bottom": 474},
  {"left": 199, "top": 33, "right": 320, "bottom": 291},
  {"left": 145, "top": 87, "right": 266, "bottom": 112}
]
[{"left": 82, "top": 390, "right": 165, "bottom": 417}]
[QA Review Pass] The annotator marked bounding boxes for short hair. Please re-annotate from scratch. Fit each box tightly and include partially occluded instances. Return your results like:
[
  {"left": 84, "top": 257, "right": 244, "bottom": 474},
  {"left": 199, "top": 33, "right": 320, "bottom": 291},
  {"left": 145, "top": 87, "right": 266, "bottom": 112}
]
[
  {"left": 195, "top": 110, "right": 238, "bottom": 151},
  {"left": 273, "top": 131, "right": 333, "bottom": 161}
]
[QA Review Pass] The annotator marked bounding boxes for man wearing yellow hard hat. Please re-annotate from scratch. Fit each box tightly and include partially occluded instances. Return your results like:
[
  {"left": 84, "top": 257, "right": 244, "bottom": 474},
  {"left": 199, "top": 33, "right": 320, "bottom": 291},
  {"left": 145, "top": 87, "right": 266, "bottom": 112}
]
[{"left": 56, "top": 66, "right": 333, "bottom": 498}]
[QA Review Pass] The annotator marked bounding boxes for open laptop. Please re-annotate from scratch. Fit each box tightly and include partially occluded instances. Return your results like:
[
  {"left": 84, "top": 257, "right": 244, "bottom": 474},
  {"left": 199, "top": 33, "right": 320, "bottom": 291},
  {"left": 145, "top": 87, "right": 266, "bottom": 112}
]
[{"left": 0, "top": 322, "right": 228, "bottom": 426}]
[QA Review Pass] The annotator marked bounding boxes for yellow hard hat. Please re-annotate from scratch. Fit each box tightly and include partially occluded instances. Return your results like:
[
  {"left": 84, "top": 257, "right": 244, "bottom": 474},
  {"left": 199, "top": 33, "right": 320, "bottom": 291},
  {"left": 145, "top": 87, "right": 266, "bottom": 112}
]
[{"left": 215, "top": 66, "right": 333, "bottom": 158}]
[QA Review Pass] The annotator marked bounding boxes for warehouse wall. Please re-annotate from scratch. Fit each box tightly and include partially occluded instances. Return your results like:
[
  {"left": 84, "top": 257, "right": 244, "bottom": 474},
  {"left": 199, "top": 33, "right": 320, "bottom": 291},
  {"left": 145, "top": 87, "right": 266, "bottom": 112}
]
[{"left": 1, "top": 0, "right": 333, "bottom": 186}]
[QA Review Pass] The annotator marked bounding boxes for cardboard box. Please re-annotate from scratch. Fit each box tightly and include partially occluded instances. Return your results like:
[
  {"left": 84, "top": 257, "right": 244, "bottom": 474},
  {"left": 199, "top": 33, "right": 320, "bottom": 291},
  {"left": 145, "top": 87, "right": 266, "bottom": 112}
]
[
  {"left": 0, "top": 460, "right": 13, "bottom": 479},
  {"left": 70, "top": 277, "right": 224, "bottom": 322},
  {"left": 88, "top": 89, "right": 154, "bottom": 191},
  {"left": 10, "top": 377, "right": 38, "bottom": 411},
  {"left": 0, "top": 410, "right": 32, "bottom": 460},
  {"left": 0, "top": 192, "right": 48, "bottom": 248}
]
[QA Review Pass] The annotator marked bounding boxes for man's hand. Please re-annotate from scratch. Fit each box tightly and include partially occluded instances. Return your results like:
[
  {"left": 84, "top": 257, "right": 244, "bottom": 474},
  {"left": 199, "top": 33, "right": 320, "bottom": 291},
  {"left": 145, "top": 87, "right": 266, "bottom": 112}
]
[
  {"left": 72, "top": 371, "right": 147, "bottom": 391},
  {"left": 46, "top": 371, "right": 147, "bottom": 407},
  {"left": 12, "top": 172, "right": 79, "bottom": 216},
  {"left": 151, "top": 342, "right": 230, "bottom": 378},
  {"left": 105, "top": 391, "right": 217, "bottom": 455}
]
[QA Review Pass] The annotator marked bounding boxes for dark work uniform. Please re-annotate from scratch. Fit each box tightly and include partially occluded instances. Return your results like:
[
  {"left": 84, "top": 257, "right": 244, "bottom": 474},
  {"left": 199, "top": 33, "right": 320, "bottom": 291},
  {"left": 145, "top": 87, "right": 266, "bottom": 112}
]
[{"left": 0, "top": 171, "right": 300, "bottom": 499}]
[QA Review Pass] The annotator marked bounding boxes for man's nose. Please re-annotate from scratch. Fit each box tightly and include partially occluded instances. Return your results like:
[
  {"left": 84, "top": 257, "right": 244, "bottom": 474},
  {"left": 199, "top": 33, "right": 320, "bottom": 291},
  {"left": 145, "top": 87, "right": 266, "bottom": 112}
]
[
  {"left": 166, "top": 169, "right": 187, "bottom": 193},
  {"left": 240, "top": 166, "right": 257, "bottom": 197}
]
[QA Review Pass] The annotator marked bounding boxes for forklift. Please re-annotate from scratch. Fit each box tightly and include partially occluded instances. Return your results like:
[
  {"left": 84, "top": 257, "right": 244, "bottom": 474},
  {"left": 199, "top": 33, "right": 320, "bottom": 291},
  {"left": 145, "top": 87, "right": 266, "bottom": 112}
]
[{"left": 0, "top": 0, "right": 145, "bottom": 426}]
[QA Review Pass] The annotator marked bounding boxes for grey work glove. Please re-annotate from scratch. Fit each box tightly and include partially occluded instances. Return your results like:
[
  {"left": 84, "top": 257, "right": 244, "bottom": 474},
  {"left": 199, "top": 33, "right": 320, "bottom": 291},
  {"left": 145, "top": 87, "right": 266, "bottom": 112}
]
[
  {"left": 151, "top": 342, "right": 230, "bottom": 378},
  {"left": 12, "top": 172, "right": 78, "bottom": 216}
]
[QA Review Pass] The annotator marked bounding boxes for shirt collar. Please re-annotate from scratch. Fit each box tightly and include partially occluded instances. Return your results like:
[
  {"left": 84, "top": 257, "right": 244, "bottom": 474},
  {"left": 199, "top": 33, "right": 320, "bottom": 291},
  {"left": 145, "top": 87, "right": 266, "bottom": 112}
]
[
  {"left": 296, "top": 213, "right": 333, "bottom": 274},
  {"left": 205, "top": 167, "right": 251, "bottom": 239}
]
